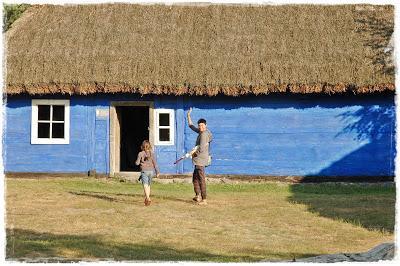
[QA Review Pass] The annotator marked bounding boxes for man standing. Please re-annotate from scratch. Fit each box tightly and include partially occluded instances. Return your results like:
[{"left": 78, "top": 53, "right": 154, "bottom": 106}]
[{"left": 187, "top": 107, "right": 213, "bottom": 205}]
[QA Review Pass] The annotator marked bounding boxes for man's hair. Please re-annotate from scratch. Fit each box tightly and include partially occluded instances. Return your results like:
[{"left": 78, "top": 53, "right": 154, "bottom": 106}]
[{"left": 197, "top": 118, "right": 207, "bottom": 125}]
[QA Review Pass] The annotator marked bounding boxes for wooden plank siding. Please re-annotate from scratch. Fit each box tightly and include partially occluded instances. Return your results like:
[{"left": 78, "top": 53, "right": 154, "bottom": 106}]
[
  {"left": 4, "top": 96, "right": 90, "bottom": 173},
  {"left": 3, "top": 93, "right": 395, "bottom": 177},
  {"left": 182, "top": 94, "right": 395, "bottom": 176}
]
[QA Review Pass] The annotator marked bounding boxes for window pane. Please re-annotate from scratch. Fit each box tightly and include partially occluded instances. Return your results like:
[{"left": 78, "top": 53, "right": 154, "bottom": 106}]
[
  {"left": 159, "top": 128, "right": 170, "bottom": 141},
  {"left": 52, "top": 123, "right": 65, "bottom": 138},
  {"left": 159, "top": 113, "right": 170, "bottom": 126},
  {"left": 52, "top": 105, "right": 65, "bottom": 121},
  {"left": 38, "top": 122, "right": 50, "bottom": 138},
  {"left": 38, "top": 105, "right": 50, "bottom": 120}
]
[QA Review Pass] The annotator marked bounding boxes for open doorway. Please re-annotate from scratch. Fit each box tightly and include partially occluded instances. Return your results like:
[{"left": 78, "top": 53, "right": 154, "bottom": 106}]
[{"left": 117, "top": 106, "right": 149, "bottom": 172}]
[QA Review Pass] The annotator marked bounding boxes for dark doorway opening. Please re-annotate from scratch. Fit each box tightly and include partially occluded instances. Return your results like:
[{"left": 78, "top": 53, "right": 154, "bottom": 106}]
[{"left": 117, "top": 106, "right": 149, "bottom": 172}]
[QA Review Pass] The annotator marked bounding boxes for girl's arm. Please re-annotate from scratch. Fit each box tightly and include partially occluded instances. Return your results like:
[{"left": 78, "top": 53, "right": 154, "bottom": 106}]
[
  {"left": 135, "top": 152, "right": 142, "bottom": 166},
  {"left": 152, "top": 152, "right": 160, "bottom": 176}
]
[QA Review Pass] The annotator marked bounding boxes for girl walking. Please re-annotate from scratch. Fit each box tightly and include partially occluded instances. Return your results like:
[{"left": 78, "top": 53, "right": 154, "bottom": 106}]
[{"left": 135, "top": 140, "right": 159, "bottom": 206}]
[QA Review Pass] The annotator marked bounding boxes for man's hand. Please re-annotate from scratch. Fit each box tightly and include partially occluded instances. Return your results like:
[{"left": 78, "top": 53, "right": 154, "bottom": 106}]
[
  {"left": 189, "top": 145, "right": 199, "bottom": 158},
  {"left": 156, "top": 173, "right": 160, "bottom": 178},
  {"left": 187, "top": 107, "right": 193, "bottom": 126}
]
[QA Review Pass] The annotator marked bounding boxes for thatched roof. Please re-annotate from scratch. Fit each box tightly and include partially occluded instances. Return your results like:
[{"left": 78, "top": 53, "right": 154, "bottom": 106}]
[{"left": 5, "top": 4, "right": 395, "bottom": 96}]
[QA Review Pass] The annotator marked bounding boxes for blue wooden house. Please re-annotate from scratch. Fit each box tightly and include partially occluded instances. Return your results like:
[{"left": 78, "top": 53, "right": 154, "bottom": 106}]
[{"left": 3, "top": 4, "right": 395, "bottom": 179}]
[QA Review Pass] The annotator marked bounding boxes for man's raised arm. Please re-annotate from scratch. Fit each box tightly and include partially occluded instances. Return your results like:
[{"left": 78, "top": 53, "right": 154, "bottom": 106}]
[{"left": 187, "top": 107, "right": 200, "bottom": 133}]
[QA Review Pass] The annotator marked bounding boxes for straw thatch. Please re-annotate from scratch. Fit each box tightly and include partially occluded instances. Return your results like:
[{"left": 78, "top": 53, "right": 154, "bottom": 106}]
[{"left": 5, "top": 4, "right": 395, "bottom": 96}]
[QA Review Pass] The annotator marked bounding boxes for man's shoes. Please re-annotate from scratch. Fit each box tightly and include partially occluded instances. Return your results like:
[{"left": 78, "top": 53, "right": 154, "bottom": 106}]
[
  {"left": 192, "top": 195, "right": 201, "bottom": 202},
  {"left": 197, "top": 199, "right": 207, "bottom": 205}
]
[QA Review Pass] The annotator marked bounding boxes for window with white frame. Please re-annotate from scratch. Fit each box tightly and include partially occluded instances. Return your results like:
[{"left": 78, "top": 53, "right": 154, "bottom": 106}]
[
  {"left": 31, "top": 99, "right": 70, "bottom": 144},
  {"left": 155, "top": 109, "right": 174, "bottom": 145}
]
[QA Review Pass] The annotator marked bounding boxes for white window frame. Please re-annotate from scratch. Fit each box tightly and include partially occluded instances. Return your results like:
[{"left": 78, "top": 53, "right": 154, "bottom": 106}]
[
  {"left": 154, "top": 109, "right": 175, "bottom": 146},
  {"left": 31, "top": 99, "right": 70, "bottom": 144}
]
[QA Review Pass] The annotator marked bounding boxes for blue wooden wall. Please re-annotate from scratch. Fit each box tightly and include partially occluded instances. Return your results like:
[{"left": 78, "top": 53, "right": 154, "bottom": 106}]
[
  {"left": 3, "top": 93, "right": 395, "bottom": 176},
  {"left": 4, "top": 96, "right": 91, "bottom": 173},
  {"left": 184, "top": 94, "right": 395, "bottom": 176}
]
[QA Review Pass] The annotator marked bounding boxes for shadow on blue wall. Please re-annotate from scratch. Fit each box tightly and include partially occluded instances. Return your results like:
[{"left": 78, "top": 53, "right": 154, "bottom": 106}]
[
  {"left": 310, "top": 104, "right": 395, "bottom": 180},
  {"left": 184, "top": 93, "right": 396, "bottom": 177},
  {"left": 4, "top": 93, "right": 396, "bottom": 177},
  {"left": 286, "top": 104, "right": 396, "bottom": 233}
]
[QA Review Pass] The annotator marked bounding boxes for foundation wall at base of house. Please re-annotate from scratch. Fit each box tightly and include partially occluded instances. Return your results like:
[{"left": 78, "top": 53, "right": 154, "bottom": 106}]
[
  {"left": 3, "top": 93, "right": 395, "bottom": 177},
  {"left": 4, "top": 172, "right": 394, "bottom": 184}
]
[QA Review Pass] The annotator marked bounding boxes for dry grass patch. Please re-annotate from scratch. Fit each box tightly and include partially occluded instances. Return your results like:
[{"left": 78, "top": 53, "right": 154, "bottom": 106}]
[{"left": 6, "top": 177, "right": 394, "bottom": 262}]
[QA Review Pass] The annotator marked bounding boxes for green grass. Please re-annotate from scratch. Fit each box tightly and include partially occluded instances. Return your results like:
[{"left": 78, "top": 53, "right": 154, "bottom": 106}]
[
  {"left": 6, "top": 177, "right": 395, "bottom": 262},
  {"left": 288, "top": 183, "right": 395, "bottom": 233}
]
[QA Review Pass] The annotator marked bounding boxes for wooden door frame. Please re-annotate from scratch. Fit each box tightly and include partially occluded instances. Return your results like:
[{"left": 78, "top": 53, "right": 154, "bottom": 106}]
[{"left": 109, "top": 101, "right": 154, "bottom": 177}]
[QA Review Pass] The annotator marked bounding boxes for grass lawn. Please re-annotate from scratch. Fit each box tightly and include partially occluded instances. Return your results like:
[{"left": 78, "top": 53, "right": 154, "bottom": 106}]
[{"left": 5, "top": 177, "right": 395, "bottom": 262}]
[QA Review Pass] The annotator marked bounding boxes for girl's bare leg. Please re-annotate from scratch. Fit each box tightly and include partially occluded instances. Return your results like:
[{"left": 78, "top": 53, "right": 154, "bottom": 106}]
[{"left": 143, "top": 184, "right": 151, "bottom": 202}]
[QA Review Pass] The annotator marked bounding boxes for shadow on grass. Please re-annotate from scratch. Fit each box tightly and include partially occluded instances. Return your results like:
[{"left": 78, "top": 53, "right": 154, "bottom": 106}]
[
  {"left": 5, "top": 228, "right": 316, "bottom": 262},
  {"left": 287, "top": 184, "right": 395, "bottom": 233},
  {"left": 69, "top": 191, "right": 128, "bottom": 203},
  {"left": 68, "top": 190, "right": 193, "bottom": 204}
]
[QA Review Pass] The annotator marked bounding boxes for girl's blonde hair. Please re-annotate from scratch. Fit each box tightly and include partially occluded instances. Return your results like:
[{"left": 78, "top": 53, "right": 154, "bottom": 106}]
[{"left": 141, "top": 140, "right": 152, "bottom": 159}]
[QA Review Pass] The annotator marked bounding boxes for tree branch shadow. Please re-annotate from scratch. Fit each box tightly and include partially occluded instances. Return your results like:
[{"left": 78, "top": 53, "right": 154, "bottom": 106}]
[
  {"left": 5, "top": 228, "right": 317, "bottom": 262},
  {"left": 287, "top": 183, "right": 395, "bottom": 233},
  {"left": 354, "top": 6, "right": 394, "bottom": 76}
]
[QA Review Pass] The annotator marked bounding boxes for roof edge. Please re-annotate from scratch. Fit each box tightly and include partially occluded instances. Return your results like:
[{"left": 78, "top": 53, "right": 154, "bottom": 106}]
[{"left": 5, "top": 83, "right": 395, "bottom": 96}]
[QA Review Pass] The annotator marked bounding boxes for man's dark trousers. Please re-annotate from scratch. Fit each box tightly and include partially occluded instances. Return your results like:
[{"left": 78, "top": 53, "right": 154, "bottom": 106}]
[{"left": 193, "top": 165, "right": 206, "bottom": 199}]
